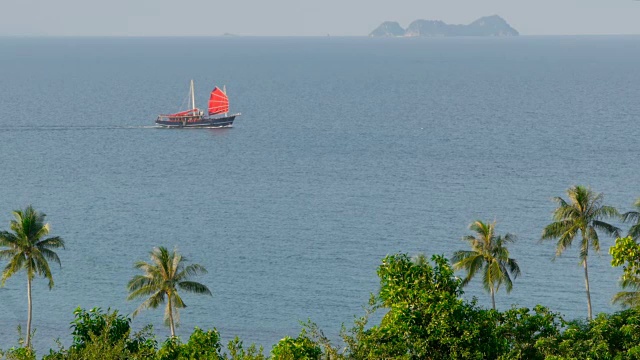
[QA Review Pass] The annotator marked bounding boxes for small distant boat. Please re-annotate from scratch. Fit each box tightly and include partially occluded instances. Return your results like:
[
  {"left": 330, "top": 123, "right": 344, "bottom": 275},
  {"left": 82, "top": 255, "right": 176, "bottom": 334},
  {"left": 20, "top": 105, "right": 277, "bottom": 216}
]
[{"left": 156, "top": 80, "right": 240, "bottom": 128}]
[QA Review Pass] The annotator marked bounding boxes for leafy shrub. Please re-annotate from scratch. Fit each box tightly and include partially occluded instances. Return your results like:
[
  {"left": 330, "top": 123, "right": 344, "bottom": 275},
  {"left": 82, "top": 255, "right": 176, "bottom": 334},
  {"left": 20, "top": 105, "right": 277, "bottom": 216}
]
[
  {"left": 0, "top": 326, "right": 36, "bottom": 360},
  {"left": 343, "top": 254, "right": 502, "bottom": 359},
  {"left": 270, "top": 329, "right": 322, "bottom": 360},
  {"left": 69, "top": 307, "right": 130, "bottom": 350},
  {"left": 157, "top": 327, "right": 222, "bottom": 360},
  {"left": 42, "top": 307, "right": 156, "bottom": 360},
  {"left": 495, "top": 305, "right": 563, "bottom": 360},
  {"left": 1, "top": 347, "right": 36, "bottom": 360},
  {"left": 538, "top": 309, "right": 640, "bottom": 359},
  {"left": 224, "top": 337, "right": 266, "bottom": 360}
]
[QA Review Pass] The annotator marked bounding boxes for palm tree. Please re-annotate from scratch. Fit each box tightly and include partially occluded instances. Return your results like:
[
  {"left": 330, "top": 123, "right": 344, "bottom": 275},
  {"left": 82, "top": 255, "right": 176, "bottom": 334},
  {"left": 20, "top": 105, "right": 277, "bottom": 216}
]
[
  {"left": 622, "top": 198, "right": 640, "bottom": 240},
  {"left": 127, "top": 246, "right": 212, "bottom": 337},
  {"left": 541, "top": 185, "right": 620, "bottom": 320},
  {"left": 452, "top": 220, "right": 521, "bottom": 310},
  {"left": 0, "top": 206, "right": 65, "bottom": 349}
]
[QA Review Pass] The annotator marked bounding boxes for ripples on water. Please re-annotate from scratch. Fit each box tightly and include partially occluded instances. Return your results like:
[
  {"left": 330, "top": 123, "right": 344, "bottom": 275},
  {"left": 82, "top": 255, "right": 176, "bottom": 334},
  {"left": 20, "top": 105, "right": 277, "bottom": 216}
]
[{"left": 0, "top": 36, "right": 639, "bottom": 352}]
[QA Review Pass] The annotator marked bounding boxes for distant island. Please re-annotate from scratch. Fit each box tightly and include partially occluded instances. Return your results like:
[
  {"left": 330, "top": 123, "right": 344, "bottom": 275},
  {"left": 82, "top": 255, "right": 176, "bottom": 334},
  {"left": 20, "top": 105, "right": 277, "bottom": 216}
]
[{"left": 370, "top": 15, "right": 519, "bottom": 37}]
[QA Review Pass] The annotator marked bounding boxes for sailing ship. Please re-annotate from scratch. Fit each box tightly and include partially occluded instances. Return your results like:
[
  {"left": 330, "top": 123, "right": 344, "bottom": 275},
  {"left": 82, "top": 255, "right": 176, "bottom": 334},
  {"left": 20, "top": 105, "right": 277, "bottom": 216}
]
[{"left": 155, "top": 80, "right": 240, "bottom": 128}]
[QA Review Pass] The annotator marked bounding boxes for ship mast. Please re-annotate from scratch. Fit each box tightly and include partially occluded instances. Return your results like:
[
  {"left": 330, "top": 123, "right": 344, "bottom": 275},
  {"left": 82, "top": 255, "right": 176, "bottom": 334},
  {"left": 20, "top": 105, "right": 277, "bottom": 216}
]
[{"left": 190, "top": 80, "right": 196, "bottom": 111}]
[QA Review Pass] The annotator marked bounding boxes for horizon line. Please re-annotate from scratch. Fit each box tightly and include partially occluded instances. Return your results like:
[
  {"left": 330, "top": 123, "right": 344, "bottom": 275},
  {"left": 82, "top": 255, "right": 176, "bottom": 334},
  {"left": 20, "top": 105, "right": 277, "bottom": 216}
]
[{"left": 1, "top": 33, "right": 640, "bottom": 38}]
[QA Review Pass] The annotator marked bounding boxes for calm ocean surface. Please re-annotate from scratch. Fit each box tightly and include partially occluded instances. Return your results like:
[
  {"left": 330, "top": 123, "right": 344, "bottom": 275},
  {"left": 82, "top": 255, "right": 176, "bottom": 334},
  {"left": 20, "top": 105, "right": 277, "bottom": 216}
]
[{"left": 0, "top": 36, "right": 639, "bottom": 352}]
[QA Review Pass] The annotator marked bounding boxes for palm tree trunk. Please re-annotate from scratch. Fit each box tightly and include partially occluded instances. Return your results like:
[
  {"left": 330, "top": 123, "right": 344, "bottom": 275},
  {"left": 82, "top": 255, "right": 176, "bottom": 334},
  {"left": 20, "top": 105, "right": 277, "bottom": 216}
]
[
  {"left": 491, "top": 286, "right": 496, "bottom": 310},
  {"left": 26, "top": 276, "right": 32, "bottom": 348},
  {"left": 168, "top": 294, "right": 175, "bottom": 337},
  {"left": 584, "top": 257, "right": 593, "bottom": 320}
]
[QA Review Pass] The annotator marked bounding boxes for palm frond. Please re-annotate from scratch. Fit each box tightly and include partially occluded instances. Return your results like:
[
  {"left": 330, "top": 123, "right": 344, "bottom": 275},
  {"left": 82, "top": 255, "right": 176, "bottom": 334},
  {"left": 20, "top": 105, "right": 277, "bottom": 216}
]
[
  {"left": 592, "top": 220, "right": 621, "bottom": 238},
  {"left": 451, "top": 250, "right": 476, "bottom": 267},
  {"left": 176, "top": 264, "right": 208, "bottom": 281},
  {"left": 2, "top": 253, "right": 26, "bottom": 285},
  {"left": 127, "top": 274, "right": 155, "bottom": 291},
  {"left": 620, "top": 276, "right": 640, "bottom": 289},
  {"left": 629, "top": 224, "right": 640, "bottom": 241},
  {"left": 622, "top": 210, "right": 640, "bottom": 224},
  {"left": 553, "top": 204, "right": 579, "bottom": 222},
  {"left": 506, "top": 258, "right": 521, "bottom": 279},
  {"left": 552, "top": 196, "right": 570, "bottom": 209},
  {"left": 36, "top": 236, "right": 65, "bottom": 250},
  {"left": 132, "top": 290, "right": 165, "bottom": 317},
  {"left": 172, "top": 292, "right": 186, "bottom": 308},
  {"left": 541, "top": 220, "right": 575, "bottom": 241},
  {"left": 30, "top": 251, "right": 54, "bottom": 288},
  {"left": 481, "top": 267, "right": 492, "bottom": 293},
  {"left": 127, "top": 283, "right": 161, "bottom": 300},
  {"left": 178, "top": 281, "right": 212, "bottom": 296},
  {"left": 497, "top": 262, "right": 514, "bottom": 293},
  {"left": 612, "top": 291, "right": 640, "bottom": 308},
  {"left": 39, "top": 248, "right": 62, "bottom": 267},
  {"left": 594, "top": 205, "right": 620, "bottom": 219},
  {"left": 501, "top": 233, "right": 516, "bottom": 244},
  {"left": 170, "top": 250, "right": 182, "bottom": 279},
  {"left": 587, "top": 227, "right": 600, "bottom": 254},
  {"left": 0, "top": 231, "right": 19, "bottom": 247},
  {"left": 34, "top": 223, "right": 51, "bottom": 241},
  {"left": 555, "top": 224, "right": 580, "bottom": 257},
  {"left": 458, "top": 252, "right": 485, "bottom": 287},
  {"left": 0, "top": 249, "right": 19, "bottom": 261}
]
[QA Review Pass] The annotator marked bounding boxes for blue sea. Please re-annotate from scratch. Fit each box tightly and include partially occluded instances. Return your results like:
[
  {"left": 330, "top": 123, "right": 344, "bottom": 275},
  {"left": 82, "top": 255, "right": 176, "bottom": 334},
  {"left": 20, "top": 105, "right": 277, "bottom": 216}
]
[{"left": 0, "top": 36, "right": 639, "bottom": 353}]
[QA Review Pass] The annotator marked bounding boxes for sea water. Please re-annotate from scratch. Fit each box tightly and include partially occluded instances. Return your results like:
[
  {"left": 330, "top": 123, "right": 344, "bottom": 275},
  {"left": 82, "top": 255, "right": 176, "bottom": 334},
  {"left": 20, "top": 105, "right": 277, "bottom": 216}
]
[{"left": 0, "top": 36, "right": 639, "bottom": 352}]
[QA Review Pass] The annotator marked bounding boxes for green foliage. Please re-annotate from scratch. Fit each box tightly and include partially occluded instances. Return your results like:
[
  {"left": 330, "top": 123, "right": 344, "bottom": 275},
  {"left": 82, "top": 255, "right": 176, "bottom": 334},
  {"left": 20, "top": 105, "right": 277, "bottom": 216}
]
[
  {"left": 611, "top": 236, "right": 640, "bottom": 270},
  {"left": 610, "top": 236, "right": 640, "bottom": 307},
  {"left": 224, "top": 337, "right": 266, "bottom": 360},
  {"left": 69, "top": 307, "right": 131, "bottom": 350},
  {"left": 9, "top": 249, "right": 640, "bottom": 359},
  {"left": 47, "top": 332, "right": 130, "bottom": 360},
  {"left": 156, "top": 333, "right": 266, "bottom": 360},
  {"left": 1, "top": 347, "right": 36, "bottom": 360},
  {"left": 0, "top": 326, "right": 36, "bottom": 360},
  {"left": 343, "top": 253, "right": 503, "bottom": 359},
  {"left": 270, "top": 329, "right": 322, "bottom": 360},
  {"left": 42, "top": 307, "right": 156, "bottom": 360},
  {"left": 156, "top": 327, "right": 222, "bottom": 360},
  {"left": 298, "top": 321, "right": 341, "bottom": 359},
  {"left": 1, "top": 327, "right": 36, "bottom": 360},
  {"left": 537, "top": 309, "right": 640, "bottom": 359},
  {"left": 495, "top": 305, "right": 564, "bottom": 360}
]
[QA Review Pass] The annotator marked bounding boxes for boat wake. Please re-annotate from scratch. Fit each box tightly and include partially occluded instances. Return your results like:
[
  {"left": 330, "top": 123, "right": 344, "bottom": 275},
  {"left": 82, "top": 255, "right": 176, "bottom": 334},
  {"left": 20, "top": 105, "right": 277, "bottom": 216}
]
[{"left": 0, "top": 125, "right": 158, "bottom": 131}]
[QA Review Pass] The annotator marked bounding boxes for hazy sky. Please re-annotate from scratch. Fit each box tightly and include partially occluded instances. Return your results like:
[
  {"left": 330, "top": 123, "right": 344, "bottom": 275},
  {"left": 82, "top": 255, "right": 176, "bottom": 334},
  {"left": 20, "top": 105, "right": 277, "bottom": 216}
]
[{"left": 2, "top": 0, "right": 640, "bottom": 36}]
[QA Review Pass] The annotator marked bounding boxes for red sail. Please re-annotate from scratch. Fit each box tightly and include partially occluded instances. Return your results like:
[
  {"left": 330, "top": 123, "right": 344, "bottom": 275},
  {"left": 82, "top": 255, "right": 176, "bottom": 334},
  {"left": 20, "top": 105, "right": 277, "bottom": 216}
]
[{"left": 208, "top": 87, "right": 229, "bottom": 115}]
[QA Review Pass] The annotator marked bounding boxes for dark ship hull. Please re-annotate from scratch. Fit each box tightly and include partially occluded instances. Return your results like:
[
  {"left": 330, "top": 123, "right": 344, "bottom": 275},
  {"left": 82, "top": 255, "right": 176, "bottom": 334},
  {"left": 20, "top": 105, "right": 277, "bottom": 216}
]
[{"left": 155, "top": 114, "right": 238, "bottom": 128}]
